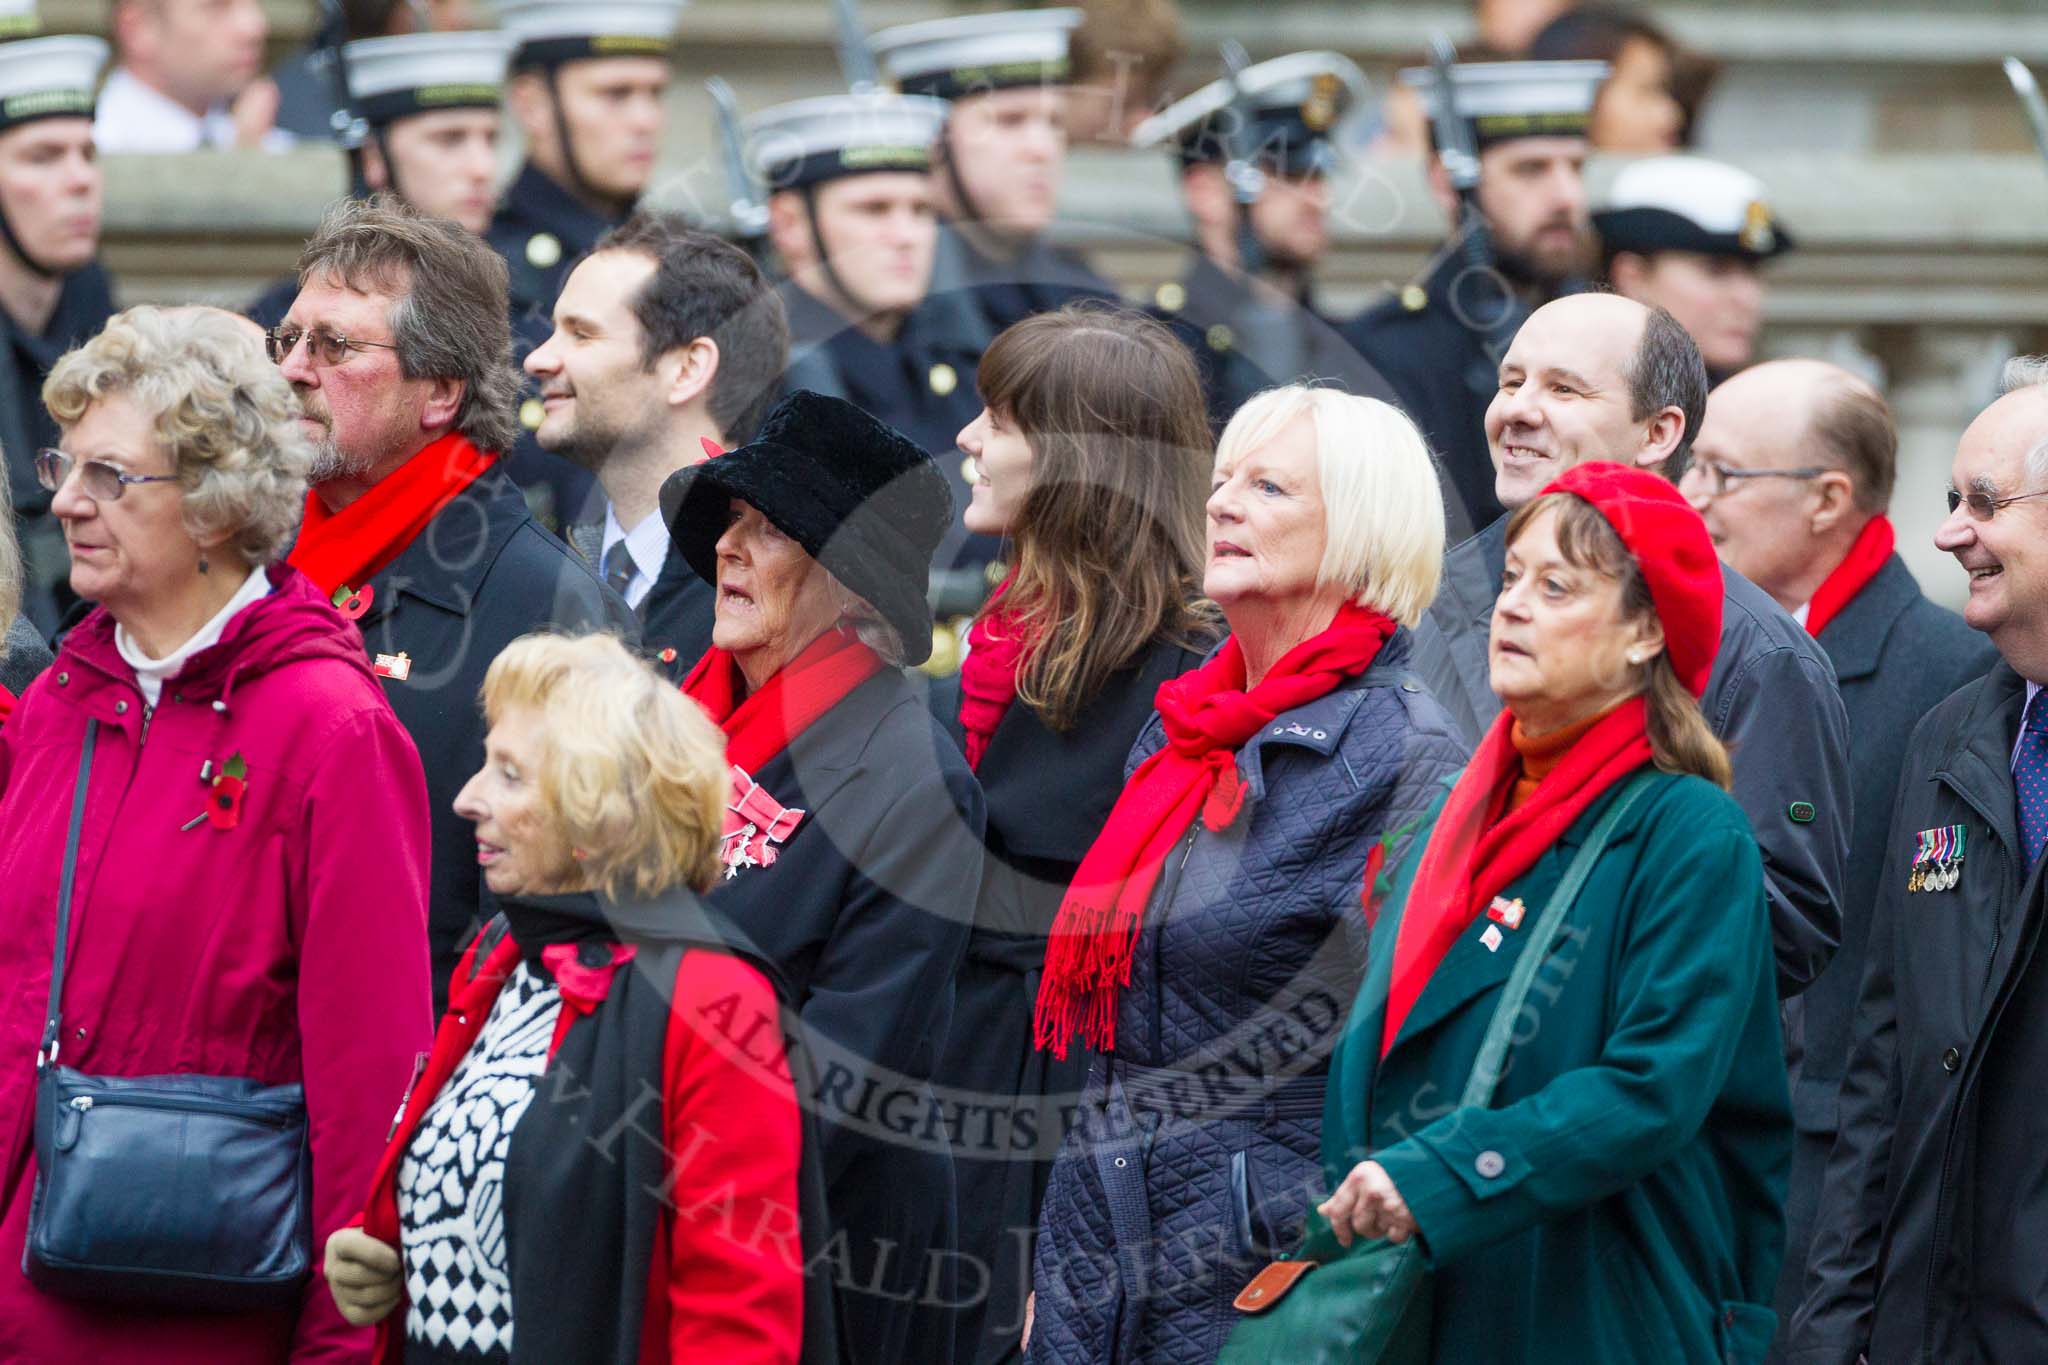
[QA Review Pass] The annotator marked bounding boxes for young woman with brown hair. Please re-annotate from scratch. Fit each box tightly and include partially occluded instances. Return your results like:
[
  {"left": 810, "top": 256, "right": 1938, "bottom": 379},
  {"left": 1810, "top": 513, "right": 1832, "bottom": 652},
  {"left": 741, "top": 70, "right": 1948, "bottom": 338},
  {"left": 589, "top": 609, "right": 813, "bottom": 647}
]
[{"left": 933, "top": 303, "right": 1216, "bottom": 1363}]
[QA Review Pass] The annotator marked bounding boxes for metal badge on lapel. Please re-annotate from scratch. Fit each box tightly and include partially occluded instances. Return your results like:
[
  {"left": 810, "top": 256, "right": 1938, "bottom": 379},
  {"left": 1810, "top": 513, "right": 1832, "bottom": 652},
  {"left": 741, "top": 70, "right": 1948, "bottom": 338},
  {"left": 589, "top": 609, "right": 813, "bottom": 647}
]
[
  {"left": 372, "top": 652, "right": 412, "bottom": 682},
  {"left": 1486, "top": 896, "right": 1526, "bottom": 930},
  {"left": 1480, "top": 924, "right": 1504, "bottom": 953}
]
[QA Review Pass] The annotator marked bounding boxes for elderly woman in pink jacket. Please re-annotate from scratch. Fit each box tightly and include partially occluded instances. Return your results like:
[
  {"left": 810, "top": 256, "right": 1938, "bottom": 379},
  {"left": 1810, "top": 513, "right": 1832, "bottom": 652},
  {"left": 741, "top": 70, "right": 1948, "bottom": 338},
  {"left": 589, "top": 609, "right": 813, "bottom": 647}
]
[{"left": 0, "top": 307, "right": 433, "bottom": 1362}]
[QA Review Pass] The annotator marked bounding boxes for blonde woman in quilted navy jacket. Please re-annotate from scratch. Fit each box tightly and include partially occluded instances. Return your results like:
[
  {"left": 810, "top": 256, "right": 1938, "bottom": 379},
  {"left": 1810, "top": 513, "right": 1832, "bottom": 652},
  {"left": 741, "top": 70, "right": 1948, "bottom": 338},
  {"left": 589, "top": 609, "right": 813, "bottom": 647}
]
[{"left": 1024, "top": 386, "right": 1468, "bottom": 1363}]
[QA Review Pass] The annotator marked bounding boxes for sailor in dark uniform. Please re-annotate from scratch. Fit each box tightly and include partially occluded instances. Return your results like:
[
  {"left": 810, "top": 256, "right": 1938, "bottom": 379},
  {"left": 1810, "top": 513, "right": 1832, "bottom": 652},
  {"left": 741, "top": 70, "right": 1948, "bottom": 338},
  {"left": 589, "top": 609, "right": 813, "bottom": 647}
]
[
  {"left": 0, "top": 17, "right": 111, "bottom": 635},
  {"left": 246, "top": 29, "right": 511, "bottom": 330},
  {"left": 487, "top": 0, "right": 685, "bottom": 530},
  {"left": 1597, "top": 153, "right": 1794, "bottom": 387},
  {"left": 869, "top": 7, "right": 1117, "bottom": 334},
  {"left": 746, "top": 91, "right": 1004, "bottom": 656},
  {"left": 1342, "top": 59, "right": 1605, "bottom": 529},
  {"left": 1133, "top": 51, "right": 1473, "bottom": 543}
]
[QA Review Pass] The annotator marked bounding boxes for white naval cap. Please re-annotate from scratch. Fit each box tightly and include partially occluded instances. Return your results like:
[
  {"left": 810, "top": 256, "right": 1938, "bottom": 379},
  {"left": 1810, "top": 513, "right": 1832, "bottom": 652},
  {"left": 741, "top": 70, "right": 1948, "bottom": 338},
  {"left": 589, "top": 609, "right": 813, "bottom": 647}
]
[
  {"left": 0, "top": 0, "right": 107, "bottom": 135},
  {"left": 1401, "top": 59, "right": 1607, "bottom": 150},
  {"left": 1596, "top": 155, "right": 1794, "bottom": 259},
  {"left": 869, "top": 8, "right": 1080, "bottom": 102},
  {"left": 745, "top": 92, "right": 951, "bottom": 192},
  {"left": 496, "top": 0, "right": 686, "bottom": 67},
  {"left": 1131, "top": 51, "right": 1367, "bottom": 175},
  {"left": 343, "top": 31, "right": 511, "bottom": 127}
]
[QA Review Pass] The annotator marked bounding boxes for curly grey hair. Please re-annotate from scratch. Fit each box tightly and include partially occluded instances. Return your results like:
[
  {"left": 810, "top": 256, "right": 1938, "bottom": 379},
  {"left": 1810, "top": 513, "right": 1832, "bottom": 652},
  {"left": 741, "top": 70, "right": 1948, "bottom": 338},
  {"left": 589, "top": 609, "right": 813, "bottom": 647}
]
[
  {"left": 42, "top": 306, "right": 313, "bottom": 567},
  {"left": 1999, "top": 354, "right": 2048, "bottom": 484}
]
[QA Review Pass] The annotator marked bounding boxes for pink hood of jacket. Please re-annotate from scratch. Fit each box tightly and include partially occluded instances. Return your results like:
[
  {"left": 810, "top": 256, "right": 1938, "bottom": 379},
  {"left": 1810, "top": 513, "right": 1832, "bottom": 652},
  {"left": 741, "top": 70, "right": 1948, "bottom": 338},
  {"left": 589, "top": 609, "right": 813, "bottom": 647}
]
[{"left": 0, "top": 564, "right": 434, "bottom": 1363}]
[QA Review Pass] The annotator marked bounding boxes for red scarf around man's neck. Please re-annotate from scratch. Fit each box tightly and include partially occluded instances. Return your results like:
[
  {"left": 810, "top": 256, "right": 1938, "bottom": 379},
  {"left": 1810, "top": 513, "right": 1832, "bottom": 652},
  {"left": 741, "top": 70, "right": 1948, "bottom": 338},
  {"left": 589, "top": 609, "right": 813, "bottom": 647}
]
[
  {"left": 0, "top": 684, "right": 13, "bottom": 727},
  {"left": 1802, "top": 514, "right": 1893, "bottom": 639},
  {"left": 287, "top": 431, "right": 499, "bottom": 596},
  {"left": 959, "top": 577, "right": 1029, "bottom": 771},
  {"left": 680, "top": 625, "right": 885, "bottom": 773},
  {"left": 1380, "top": 697, "right": 1654, "bottom": 1056},
  {"left": 1033, "top": 602, "right": 1397, "bottom": 1059}
]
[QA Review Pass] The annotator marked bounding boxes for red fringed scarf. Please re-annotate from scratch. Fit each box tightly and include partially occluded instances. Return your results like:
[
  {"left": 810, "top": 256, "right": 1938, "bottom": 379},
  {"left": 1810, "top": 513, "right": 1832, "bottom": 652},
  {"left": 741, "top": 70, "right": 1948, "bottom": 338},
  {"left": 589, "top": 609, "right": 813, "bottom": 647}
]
[
  {"left": 1802, "top": 515, "right": 1893, "bottom": 639},
  {"left": 680, "top": 625, "right": 885, "bottom": 772},
  {"left": 1380, "top": 697, "right": 1654, "bottom": 1056},
  {"left": 287, "top": 431, "right": 499, "bottom": 596},
  {"left": 1033, "top": 602, "right": 1397, "bottom": 1059},
  {"left": 959, "top": 578, "right": 1028, "bottom": 770}
]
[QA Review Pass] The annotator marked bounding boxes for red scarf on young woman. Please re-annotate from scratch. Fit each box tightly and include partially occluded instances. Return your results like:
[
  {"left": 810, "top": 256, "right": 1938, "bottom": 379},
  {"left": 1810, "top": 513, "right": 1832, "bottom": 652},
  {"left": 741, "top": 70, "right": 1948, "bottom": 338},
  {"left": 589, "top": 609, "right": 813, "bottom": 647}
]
[
  {"left": 958, "top": 577, "right": 1029, "bottom": 770},
  {"left": 287, "top": 431, "right": 499, "bottom": 596},
  {"left": 1033, "top": 602, "right": 1397, "bottom": 1059},
  {"left": 1802, "top": 515, "right": 1893, "bottom": 639},
  {"left": 1379, "top": 697, "right": 1654, "bottom": 1056},
  {"left": 680, "top": 625, "right": 884, "bottom": 772}
]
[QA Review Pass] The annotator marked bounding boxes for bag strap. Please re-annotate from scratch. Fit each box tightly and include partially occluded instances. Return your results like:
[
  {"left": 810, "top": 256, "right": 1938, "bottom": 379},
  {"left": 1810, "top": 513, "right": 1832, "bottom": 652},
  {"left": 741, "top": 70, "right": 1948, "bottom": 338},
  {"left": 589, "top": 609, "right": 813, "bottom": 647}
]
[
  {"left": 38, "top": 719, "right": 98, "bottom": 1070},
  {"left": 1454, "top": 768, "right": 1659, "bottom": 1110}
]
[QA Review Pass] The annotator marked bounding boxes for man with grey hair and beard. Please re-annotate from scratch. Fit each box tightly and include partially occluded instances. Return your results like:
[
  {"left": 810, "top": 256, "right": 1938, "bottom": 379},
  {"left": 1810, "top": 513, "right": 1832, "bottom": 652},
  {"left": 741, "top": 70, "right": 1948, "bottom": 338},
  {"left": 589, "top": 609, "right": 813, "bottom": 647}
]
[
  {"left": 1411, "top": 290, "right": 1851, "bottom": 1000},
  {"left": 271, "top": 194, "right": 634, "bottom": 1001},
  {"left": 1791, "top": 357, "right": 2048, "bottom": 1365}
]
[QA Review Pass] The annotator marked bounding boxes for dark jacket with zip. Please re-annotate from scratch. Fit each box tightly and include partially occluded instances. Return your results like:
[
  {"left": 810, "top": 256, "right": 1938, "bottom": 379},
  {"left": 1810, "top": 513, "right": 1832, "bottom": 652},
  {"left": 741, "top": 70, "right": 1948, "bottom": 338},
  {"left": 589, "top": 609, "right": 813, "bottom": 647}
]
[
  {"left": 1412, "top": 515, "right": 1853, "bottom": 1000},
  {"left": 352, "top": 470, "right": 637, "bottom": 1001},
  {"left": 1788, "top": 662, "right": 2048, "bottom": 1365},
  {"left": 1027, "top": 635, "right": 1468, "bottom": 1365},
  {"left": 1771, "top": 556, "right": 1995, "bottom": 1353}
]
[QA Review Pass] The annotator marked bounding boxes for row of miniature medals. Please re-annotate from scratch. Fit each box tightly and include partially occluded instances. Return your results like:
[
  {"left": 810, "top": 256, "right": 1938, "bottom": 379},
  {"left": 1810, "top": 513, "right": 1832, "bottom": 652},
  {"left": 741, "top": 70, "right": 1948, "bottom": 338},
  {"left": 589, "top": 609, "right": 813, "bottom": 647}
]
[{"left": 1909, "top": 824, "right": 1965, "bottom": 893}]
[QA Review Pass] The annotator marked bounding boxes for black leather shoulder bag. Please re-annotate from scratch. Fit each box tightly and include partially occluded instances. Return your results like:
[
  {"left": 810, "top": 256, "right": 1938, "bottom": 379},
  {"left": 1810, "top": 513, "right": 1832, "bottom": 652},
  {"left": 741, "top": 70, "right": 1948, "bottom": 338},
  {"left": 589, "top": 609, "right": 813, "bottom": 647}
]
[{"left": 23, "top": 719, "right": 314, "bottom": 1311}]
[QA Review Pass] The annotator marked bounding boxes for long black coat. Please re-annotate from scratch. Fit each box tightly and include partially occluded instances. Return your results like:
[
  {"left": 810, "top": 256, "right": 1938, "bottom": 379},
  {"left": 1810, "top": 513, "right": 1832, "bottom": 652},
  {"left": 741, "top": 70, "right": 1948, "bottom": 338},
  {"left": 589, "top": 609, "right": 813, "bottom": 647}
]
[
  {"left": 927, "top": 633, "right": 1207, "bottom": 1365},
  {"left": 1771, "top": 555, "right": 1994, "bottom": 1351},
  {"left": 1789, "top": 662, "right": 2048, "bottom": 1365},
  {"left": 353, "top": 470, "right": 636, "bottom": 1000},
  {"left": 704, "top": 665, "right": 986, "bottom": 1365},
  {"left": 1411, "top": 515, "right": 1852, "bottom": 1000},
  {"left": 2, "top": 262, "right": 114, "bottom": 634}
]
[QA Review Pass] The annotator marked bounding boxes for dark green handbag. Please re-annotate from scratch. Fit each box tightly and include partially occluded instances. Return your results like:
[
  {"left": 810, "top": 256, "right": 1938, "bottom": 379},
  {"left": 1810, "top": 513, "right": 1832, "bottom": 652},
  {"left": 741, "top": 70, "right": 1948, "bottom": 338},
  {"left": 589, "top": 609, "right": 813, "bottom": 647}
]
[{"left": 1219, "top": 772, "right": 1658, "bottom": 1365}]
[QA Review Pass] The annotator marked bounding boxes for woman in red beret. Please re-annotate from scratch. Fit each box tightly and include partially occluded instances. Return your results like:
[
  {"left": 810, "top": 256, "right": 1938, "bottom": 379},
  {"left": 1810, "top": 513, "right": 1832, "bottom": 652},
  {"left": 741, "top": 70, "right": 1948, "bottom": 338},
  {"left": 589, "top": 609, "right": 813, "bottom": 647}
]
[{"left": 1289, "top": 463, "right": 1791, "bottom": 1364}]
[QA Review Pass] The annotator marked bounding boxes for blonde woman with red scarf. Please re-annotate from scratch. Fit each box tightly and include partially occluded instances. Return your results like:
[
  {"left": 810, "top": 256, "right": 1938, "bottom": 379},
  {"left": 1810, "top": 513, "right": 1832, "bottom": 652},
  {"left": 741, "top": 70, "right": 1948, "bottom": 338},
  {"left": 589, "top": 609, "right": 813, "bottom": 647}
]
[
  {"left": 660, "top": 391, "right": 987, "bottom": 1365},
  {"left": 1025, "top": 385, "right": 1469, "bottom": 1364},
  {"left": 933, "top": 306, "right": 1218, "bottom": 1364},
  {"left": 1306, "top": 464, "right": 1791, "bottom": 1365}
]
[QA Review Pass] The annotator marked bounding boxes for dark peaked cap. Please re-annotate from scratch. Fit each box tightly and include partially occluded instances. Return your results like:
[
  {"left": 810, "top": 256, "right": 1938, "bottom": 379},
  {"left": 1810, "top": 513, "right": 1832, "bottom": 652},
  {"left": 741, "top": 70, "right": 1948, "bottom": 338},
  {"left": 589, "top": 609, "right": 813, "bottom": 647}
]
[{"left": 660, "top": 391, "right": 955, "bottom": 665}]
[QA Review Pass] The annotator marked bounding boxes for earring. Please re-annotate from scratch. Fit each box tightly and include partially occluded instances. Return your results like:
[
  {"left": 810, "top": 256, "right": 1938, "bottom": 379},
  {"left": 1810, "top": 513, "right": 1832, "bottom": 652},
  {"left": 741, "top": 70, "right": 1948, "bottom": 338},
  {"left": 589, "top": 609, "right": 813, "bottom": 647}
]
[
  {"left": 197, "top": 552, "right": 210, "bottom": 575},
  {"left": 1627, "top": 650, "right": 1646, "bottom": 666}
]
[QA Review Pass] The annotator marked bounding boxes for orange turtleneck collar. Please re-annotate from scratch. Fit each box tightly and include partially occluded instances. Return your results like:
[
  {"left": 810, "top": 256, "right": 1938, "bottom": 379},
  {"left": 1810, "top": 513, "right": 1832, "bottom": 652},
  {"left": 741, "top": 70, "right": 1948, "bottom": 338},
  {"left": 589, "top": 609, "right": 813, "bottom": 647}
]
[{"left": 1507, "top": 704, "right": 1625, "bottom": 813}]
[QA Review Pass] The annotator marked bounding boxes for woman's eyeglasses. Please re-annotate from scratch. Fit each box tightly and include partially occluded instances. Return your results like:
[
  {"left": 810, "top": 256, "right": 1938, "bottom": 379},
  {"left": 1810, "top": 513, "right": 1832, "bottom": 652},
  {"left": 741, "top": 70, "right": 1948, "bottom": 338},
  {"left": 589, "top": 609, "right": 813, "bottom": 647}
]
[
  {"left": 1947, "top": 486, "right": 2048, "bottom": 521},
  {"left": 35, "top": 449, "right": 180, "bottom": 502},
  {"left": 264, "top": 325, "right": 400, "bottom": 368}
]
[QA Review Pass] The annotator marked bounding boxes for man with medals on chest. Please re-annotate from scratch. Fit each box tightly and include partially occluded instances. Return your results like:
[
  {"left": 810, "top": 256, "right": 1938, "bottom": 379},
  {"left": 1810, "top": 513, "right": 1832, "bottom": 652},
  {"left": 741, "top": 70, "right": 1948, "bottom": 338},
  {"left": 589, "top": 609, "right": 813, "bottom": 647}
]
[
  {"left": 744, "top": 88, "right": 1003, "bottom": 643},
  {"left": 1791, "top": 360, "right": 2048, "bottom": 1365},
  {"left": 247, "top": 25, "right": 512, "bottom": 330},
  {"left": 1342, "top": 56, "right": 1606, "bottom": 530},
  {"left": 274, "top": 196, "right": 634, "bottom": 1003},
  {"left": 486, "top": 0, "right": 685, "bottom": 532},
  {"left": 0, "top": 6, "right": 112, "bottom": 635},
  {"left": 1682, "top": 357, "right": 1995, "bottom": 1354},
  {"left": 868, "top": 7, "right": 1117, "bottom": 336}
]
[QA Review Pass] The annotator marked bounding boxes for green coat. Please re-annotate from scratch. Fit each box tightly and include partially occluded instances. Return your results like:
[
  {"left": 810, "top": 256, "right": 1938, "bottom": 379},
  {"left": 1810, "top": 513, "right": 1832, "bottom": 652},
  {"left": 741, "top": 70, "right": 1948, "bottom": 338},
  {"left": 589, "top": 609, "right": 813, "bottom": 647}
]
[{"left": 1323, "top": 768, "right": 1791, "bottom": 1364}]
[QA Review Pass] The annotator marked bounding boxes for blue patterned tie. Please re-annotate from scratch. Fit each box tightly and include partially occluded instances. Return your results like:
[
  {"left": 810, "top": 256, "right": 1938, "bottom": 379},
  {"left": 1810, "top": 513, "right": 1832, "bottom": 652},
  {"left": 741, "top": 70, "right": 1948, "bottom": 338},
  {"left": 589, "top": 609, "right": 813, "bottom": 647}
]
[
  {"left": 602, "top": 539, "right": 636, "bottom": 599},
  {"left": 2019, "top": 697, "right": 2048, "bottom": 869}
]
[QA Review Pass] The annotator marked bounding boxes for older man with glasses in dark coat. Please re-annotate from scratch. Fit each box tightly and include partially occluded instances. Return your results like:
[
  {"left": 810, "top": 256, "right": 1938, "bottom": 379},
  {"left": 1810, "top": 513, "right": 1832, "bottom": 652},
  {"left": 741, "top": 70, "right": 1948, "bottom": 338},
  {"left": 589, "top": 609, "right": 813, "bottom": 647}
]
[
  {"left": 1682, "top": 359, "right": 1996, "bottom": 1358},
  {"left": 1789, "top": 358, "right": 2048, "bottom": 1365}
]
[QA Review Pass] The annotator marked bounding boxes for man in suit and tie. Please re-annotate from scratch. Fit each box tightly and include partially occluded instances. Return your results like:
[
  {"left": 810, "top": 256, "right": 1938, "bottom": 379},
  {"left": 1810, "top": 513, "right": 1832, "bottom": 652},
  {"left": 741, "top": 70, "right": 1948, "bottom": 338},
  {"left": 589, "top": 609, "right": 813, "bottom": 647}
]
[{"left": 524, "top": 213, "right": 789, "bottom": 678}]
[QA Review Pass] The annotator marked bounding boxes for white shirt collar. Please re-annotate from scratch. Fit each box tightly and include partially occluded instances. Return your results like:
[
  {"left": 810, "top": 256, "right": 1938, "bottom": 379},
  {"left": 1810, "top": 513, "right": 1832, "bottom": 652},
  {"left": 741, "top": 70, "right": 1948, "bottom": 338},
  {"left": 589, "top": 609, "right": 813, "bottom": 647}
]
[
  {"left": 92, "top": 68, "right": 293, "bottom": 153},
  {"left": 115, "top": 565, "right": 272, "bottom": 708},
  {"left": 598, "top": 505, "right": 672, "bottom": 610}
]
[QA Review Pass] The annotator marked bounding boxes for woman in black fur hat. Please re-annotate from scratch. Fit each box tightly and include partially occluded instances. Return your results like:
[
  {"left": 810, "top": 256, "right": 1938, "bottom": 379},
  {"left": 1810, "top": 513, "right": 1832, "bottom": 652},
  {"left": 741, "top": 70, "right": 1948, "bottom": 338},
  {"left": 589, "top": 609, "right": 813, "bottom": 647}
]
[{"left": 662, "top": 390, "right": 988, "bottom": 1364}]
